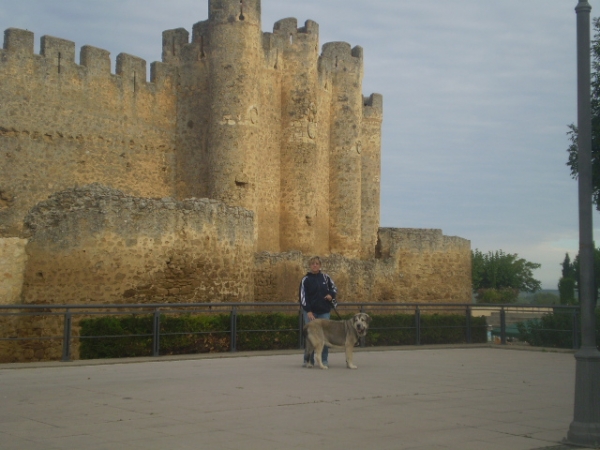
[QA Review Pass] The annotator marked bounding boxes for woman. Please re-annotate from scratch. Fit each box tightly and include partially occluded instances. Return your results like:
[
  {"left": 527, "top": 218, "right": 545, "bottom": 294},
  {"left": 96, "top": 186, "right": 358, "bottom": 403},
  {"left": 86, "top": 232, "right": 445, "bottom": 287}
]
[{"left": 299, "top": 256, "right": 338, "bottom": 367}]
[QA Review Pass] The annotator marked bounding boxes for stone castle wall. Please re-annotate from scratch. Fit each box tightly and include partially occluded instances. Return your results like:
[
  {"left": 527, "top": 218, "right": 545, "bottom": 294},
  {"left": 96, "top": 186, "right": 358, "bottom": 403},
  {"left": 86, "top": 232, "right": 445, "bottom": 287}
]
[
  {"left": 0, "top": 29, "right": 178, "bottom": 237},
  {"left": 254, "top": 229, "right": 471, "bottom": 305},
  {"left": 21, "top": 184, "right": 255, "bottom": 304},
  {"left": 0, "top": 0, "right": 472, "bottom": 341}
]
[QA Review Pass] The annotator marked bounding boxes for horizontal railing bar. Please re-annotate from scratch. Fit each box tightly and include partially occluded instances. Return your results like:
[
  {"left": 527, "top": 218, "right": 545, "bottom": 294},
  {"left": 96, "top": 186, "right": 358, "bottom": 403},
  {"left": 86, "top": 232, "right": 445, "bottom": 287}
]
[{"left": 0, "top": 302, "right": 582, "bottom": 311}]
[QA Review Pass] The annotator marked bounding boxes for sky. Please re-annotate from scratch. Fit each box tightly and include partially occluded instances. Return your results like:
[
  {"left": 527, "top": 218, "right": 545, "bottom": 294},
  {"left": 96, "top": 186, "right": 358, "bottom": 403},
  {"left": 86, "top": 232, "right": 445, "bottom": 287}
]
[{"left": 0, "top": 0, "right": 597, "bottom": 290}]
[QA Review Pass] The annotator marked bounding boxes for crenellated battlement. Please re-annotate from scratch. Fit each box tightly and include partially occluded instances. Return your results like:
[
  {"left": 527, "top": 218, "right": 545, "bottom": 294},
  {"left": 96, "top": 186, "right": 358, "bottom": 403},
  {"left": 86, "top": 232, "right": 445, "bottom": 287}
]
[
  {"left": 273, "top": 18, "right": 319, "bottom": 49},
  {"left": 209, "top": 0, "right": 261, "bottom": 25},
  {"left": 321, "top": 42, "right": 364, "bottom": 73},
  {"left": 363, "top": 93, "right": 383, "bottom": 118},
  {"left": 3, "top": 28, "right": 34, "bottom": 54},
  {"left": 162, "top": 28, "right": 190, "bottom": 64},
  {"left": 1, "top": 28, "right": 174, "bottom": 86}
]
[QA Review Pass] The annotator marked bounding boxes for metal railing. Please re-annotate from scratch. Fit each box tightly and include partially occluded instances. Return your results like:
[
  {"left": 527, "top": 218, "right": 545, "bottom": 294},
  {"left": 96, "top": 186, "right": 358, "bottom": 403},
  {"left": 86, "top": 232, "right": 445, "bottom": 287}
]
[{"left": 0, "top": 302, "right": 581, "bottom": 362}]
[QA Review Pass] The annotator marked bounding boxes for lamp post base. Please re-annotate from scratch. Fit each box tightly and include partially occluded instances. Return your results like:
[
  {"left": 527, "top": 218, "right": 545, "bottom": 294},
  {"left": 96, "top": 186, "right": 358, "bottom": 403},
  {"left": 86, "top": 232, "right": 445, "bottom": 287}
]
[{"left": 567, "top": 347, "right": 600, "bottom": 448}]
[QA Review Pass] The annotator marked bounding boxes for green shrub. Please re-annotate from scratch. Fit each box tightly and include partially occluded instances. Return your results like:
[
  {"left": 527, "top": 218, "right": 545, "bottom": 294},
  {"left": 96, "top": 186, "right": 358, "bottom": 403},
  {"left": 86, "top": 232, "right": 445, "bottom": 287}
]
[
  {"left": 80, "top": 313, "right": 232, "bottom": 359},
  {"left": 517, "top": 310, "right": 600, "bottom": 349},
  {"left": 236, "top": 313, "right": 298, "bottom": 351},
  {"left": 365, "top": 313, "right": 487, "bottom": 346},
  {"left": 476, "top": 288, "right": 519, "bottom": 304},
  {"left": 79, "top": 311, "right": 488, "bottom": 359},
  {"left": 160, "top": 314, "right": 231, "bottom": 355}
]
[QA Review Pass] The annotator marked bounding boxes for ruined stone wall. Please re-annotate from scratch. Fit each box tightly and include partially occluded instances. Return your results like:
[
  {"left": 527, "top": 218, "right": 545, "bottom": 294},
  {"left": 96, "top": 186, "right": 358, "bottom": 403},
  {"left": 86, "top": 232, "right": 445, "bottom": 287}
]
[
  {"left": 0, "top": 29, "right": 178, "bottom": 237},
  {"left": 375, "top": 228, "right": 472, "bottom": 302},
  {"left": 254, "top": 228, "right": 471, "bottom": 304},
  {"left": 21, "top": 185, "right": 255, "bottom": 304},
  {"left": 0, "top": 237, "right": 27, "bottom": 303}
]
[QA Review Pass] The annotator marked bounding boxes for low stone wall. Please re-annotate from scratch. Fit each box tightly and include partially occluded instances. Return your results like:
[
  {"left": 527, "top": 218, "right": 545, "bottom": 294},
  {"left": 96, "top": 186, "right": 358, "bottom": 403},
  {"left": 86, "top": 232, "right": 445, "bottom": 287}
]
[
  {"left": 254, "top": 229, "right": 471, "bottom": 305},
  {"left": 374, "top": 228, "right": 472, "bottom": 302},
  {"left": 21, "top": 184, "right": 256, "bottom": 304}
]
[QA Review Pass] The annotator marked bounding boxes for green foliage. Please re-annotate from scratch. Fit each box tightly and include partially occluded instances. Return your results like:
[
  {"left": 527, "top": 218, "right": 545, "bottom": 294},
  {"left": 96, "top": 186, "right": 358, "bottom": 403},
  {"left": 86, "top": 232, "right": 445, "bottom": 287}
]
[
  {"left": 236, "top": 313, "right": 298, "bottom": 351},
  {"left": 472, "top": 249, "right": 541, "bottom": 297},
  {"left": 567, "top": 17, "right": 600, "bottom": 211},
  {"left": 365, "top": 313, "right": 487, "bottom": 346},
  {"left": 80, "top": 312, "right": 488, "bottom": 359},
  {"left": 475, "top": 288, "right": 519, "bottom": 304},
  {"left": 558, "top": 277, "right": 576, "bottom": 305},
  {"left": 159, "top": 314, "right": 231, "bottom": 355},
  {"left": 516, "top": 310, "right": 600, "bottom": 349},
  {"left": 529, "top": 291, "right": 560, "bottom": 305},
  {"left": 561, "top": 253, "right": 575, "bottom": 279},
  {"left": 80, "top": 313, "right": 232, "bottom": 359},
  {"left": 79, "top": 315, "right": 154, "bottom": 359}
]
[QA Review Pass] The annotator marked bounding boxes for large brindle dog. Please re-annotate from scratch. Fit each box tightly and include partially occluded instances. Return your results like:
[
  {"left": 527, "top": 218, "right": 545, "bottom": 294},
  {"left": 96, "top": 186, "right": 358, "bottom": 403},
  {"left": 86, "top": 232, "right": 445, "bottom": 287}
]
[{"left": 303, "top": 313, "right": 371, "bottom": 370}]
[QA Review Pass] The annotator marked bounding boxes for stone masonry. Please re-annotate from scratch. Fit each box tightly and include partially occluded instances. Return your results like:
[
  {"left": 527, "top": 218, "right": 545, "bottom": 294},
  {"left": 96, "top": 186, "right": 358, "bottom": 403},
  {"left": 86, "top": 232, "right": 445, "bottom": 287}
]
[{"left": 0, "top": 0, "right": 471, "bottom": 313}]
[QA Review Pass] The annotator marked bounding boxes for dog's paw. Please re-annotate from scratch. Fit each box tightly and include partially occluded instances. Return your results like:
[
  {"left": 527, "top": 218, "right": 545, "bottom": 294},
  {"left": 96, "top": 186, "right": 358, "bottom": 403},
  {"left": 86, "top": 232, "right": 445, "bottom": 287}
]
[
  {"left": 319, "top": 365, "right": 329, "bottom": 370},
  {"left": 306, "top": 363, "right": 313, "bottom": 368},
  {"left": 347, "top": 364, "right": 357, "bottom": 369}
]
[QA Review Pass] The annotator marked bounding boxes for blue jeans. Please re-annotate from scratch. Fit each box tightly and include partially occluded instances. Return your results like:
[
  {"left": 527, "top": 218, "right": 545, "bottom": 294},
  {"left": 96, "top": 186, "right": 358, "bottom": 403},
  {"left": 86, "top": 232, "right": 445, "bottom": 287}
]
[{"left": 303, "top": 311, "right": 330, "bottom": 364}]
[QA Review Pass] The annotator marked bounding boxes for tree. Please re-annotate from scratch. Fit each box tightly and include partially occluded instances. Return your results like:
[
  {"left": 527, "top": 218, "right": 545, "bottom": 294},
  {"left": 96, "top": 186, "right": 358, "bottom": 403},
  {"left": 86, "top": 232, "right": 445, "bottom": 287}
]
[
  {"left": 567, "top": 17, "right": 600, "bottom": 210},
  {"left": 471, "top": 249, "right": 541, "bottom": 304},
  {"left": 558, "top": 253, "right": 576, "bottom": 305},
  {"left": 530, "top": 291, "right": 560, "bottom": 305},
  {"left": 566, "top": 247, "right": 600, "bottom": 304}
]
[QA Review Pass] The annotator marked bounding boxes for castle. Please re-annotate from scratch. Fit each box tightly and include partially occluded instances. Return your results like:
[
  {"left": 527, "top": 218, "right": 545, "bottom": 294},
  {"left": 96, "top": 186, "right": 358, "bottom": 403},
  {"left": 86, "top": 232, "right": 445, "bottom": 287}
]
[{"left": 0, "top": 0, "right": 471, "bottom": 308}]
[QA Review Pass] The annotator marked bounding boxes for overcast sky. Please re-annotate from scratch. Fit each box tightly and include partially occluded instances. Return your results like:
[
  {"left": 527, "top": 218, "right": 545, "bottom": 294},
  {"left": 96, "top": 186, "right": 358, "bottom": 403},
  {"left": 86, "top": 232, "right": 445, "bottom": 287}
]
[{"left": 0, "top": 0, "right": 596, "bottom": 290}]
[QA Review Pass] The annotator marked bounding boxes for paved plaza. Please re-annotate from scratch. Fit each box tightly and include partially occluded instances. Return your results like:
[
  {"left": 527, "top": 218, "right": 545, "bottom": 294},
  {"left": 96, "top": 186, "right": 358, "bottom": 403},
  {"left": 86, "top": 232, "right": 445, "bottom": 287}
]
[{"left": 0, "top": 346, "right": 592, "bottom": 450}]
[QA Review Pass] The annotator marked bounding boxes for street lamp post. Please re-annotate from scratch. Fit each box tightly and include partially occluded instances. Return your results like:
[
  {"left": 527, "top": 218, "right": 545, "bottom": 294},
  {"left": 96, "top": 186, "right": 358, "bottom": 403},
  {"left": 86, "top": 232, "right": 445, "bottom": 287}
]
[{"left": 568, "top": 1, "right": 600, "bottom": 447}]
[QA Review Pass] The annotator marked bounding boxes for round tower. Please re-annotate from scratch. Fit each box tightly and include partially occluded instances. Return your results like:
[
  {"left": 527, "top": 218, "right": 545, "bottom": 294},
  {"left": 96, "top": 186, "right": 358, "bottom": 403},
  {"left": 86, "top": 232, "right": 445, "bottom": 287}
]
[
  {"left": 206, "top": 0, "right": 262, "bottom": 212},
  {"left": 275, "top": 18, "right": 325, "bottom": 254},
  {"left": 361, "top": 93, "right": 383, "bottom": 259},
  {"left": 323, "top": 42, "right": 364, "bottom": 258}
]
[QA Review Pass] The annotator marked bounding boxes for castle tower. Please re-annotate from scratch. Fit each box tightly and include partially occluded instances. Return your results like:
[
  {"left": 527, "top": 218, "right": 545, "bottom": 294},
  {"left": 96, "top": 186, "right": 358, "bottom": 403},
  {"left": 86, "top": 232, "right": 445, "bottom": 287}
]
[
  {"left": 206, "top": 0, "right": 262, "bottom": 212},
  {"left": 275, "top": 19, "right": 327, "bottom": 254},
  {"left": 323, "top": 43, "right": 364, "bottom": 258},
  {"left": 361, "top": 94, "right": 383, "bottom": 259}
]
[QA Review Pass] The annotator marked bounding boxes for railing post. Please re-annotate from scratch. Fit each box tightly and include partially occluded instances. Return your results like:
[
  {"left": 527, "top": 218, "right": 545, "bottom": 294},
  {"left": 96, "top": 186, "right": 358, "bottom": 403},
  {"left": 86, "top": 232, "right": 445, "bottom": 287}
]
[
  {"left": 152, "top": 309, "right": 161, "bottom": 357},
  {"left": 230, "top": 306, "right": 237, "bottom": 352},
  {"left": 61, "top": 310, "right": 72, "bottom": 362},
  {"left": 415, "top": 306, "right": 421, "bottom": 346},
  {"left": 466, "top": 306, "right": 472, "bottom": 344},
  {"left": 298, "top": 307, "right": 305, "bottom": 349},
  {"left": 500, "top": 307, "right": 507, "bottom": 345},
  {"left": 572, "top": 308, "right": 580, "bottom": 350}
]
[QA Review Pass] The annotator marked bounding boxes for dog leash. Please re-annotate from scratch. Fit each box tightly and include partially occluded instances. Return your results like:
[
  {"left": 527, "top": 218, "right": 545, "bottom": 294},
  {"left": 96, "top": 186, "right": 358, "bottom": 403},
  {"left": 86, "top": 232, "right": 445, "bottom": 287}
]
[{"left": 332, "top": 305, "right": 343, "bottom": 320}]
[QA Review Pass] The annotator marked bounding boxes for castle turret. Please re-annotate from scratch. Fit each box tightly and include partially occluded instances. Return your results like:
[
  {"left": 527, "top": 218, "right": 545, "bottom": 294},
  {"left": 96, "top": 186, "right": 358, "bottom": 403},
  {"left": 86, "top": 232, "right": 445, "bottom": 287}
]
[
  {"left": 276, "top": 19, "right": 327, "bottom": 254},
  {"left": 206, "top": 0, "right": 262, "bottom": 212},
  {"left": 323, "top": 43, "right": 364, "bottom": 258},
  {"left": 361, "top": 93, "right": 383, "bottom": 259}
]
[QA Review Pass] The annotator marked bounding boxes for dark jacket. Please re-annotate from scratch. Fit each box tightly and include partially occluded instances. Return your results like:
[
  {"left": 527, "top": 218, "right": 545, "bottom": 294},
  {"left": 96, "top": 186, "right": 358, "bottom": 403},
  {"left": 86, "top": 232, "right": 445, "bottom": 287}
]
[{"left": 299, "top": 271, "right": 338, "bottom": 314}]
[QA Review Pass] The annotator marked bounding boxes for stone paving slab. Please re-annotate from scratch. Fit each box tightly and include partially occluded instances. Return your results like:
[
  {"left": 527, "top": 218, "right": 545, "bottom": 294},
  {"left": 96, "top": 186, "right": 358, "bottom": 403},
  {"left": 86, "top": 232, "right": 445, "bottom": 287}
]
[{"left": 0, "top": 346, "right": 595, "bottom": 450}]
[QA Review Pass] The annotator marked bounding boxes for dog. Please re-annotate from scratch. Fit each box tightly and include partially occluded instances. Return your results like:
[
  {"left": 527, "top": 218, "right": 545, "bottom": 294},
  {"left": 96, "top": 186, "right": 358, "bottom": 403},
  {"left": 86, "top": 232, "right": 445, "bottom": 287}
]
[{"left": 303, "top": 312, "right": 371, "bottom": 369}]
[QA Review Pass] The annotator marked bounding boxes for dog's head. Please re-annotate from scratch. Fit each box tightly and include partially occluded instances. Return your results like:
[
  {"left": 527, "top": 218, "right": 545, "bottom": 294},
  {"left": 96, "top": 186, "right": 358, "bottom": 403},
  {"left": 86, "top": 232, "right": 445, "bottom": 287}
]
[{"left": 352, "top": 313, "right": 371, "bottom": 337}]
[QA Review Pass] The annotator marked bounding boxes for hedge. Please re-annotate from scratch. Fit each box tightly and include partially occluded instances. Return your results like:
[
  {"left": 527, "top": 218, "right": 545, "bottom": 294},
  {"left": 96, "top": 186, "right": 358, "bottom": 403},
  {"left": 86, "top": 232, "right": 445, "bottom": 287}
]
[
  {"left": 516, "top": 310, "right": 600, "bottom": 349},
  {"left": 79, "top": 312, "right": 488, "bottom": 359}
]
